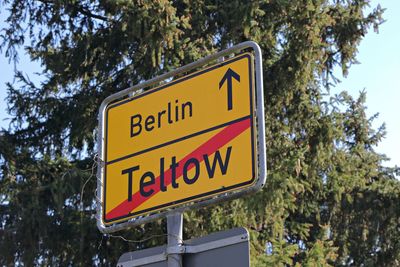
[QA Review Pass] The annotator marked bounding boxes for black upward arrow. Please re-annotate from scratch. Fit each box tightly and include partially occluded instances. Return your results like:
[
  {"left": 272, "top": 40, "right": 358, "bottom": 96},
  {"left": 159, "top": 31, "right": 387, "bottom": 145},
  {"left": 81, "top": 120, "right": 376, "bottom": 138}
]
[{"left": 219, "top": 68, "right": 241, "bottom": 111}]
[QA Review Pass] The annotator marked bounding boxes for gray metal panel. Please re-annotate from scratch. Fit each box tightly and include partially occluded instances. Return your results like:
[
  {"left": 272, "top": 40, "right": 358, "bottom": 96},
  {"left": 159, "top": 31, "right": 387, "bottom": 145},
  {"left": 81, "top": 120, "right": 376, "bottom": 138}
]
[
  {"left": 97, "top": 41, "right": 266, "bottom": 233},
  {"left": 184, "top": 227, "right": 248, "bottom": 247},
  {"left": 183, "top": 227, "right": 249, "bottom": 267},
  {"left": 184, "top": 243, "right": 249, "bottom": 267},
  {"left": 117, "top": 227, "right": 249, "bottom": 267},
  {"left": 117, "top": 245, "right": 167, "bottom": 267}
]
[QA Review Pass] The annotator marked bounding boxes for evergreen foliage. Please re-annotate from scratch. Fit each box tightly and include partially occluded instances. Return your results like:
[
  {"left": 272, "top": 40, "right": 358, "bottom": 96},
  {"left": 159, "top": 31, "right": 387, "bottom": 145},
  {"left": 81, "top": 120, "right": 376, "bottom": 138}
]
[{"left": 0, "top": 0, "right": 399, "bottom": 266}]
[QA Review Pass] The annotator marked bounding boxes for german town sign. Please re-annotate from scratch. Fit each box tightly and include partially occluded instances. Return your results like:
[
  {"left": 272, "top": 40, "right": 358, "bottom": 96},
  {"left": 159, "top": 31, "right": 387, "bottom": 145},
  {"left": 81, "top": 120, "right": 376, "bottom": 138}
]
[{"left": 96, "top": 41, "right": 266, "bottom": 233}]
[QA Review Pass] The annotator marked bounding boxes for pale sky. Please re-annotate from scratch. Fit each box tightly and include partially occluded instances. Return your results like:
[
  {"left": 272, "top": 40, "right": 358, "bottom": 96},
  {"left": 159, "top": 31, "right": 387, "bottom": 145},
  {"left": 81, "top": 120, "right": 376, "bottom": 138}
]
[
  {"left": 0, "top": 0, "right": 399, "bottom": 168},
  {"left": 332, "top": 0, "right": 400, "bottom": 168}
]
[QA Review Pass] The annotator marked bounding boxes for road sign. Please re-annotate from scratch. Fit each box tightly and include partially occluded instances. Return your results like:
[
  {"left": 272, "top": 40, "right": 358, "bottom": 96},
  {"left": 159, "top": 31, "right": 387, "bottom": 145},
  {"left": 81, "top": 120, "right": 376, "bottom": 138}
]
[
  {"left": 97, "top": 41, "right": 266, "bottom": 233},
  {"left": 117, "top": 227, "right": 250, "bottom": 267}
]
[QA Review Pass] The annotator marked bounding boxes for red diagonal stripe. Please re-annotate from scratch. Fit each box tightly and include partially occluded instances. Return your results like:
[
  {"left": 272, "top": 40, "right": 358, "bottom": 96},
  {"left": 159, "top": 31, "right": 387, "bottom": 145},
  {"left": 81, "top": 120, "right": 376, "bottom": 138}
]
[{"left": 105, "top": 118, "right": 251, "bottom": 221}]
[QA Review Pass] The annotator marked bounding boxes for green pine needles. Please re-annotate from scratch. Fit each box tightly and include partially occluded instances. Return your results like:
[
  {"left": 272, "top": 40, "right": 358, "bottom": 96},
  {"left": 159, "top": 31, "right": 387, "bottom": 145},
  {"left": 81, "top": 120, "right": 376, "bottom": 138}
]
[{"left": 0, "top": 1, "right": 399, "bottom": 266}]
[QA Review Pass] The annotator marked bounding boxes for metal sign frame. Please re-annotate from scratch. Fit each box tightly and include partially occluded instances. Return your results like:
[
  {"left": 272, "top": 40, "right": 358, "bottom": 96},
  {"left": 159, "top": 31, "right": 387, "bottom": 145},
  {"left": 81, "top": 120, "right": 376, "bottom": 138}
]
[{"left": 96, "top": 41, "right": 266, "bottom": 233}]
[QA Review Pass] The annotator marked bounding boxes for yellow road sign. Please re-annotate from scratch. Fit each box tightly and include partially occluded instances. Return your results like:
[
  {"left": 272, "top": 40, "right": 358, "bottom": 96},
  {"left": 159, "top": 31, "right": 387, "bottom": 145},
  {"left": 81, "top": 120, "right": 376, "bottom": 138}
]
[{"left": 102, "top": 53, "right": 257, "bottom": 225}]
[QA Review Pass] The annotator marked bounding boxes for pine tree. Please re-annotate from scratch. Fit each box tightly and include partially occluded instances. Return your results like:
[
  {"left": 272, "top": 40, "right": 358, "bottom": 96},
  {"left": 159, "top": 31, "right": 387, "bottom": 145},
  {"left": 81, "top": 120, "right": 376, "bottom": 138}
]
[{"left": 1, "top": 1, "right": 399, "bottom": 266}]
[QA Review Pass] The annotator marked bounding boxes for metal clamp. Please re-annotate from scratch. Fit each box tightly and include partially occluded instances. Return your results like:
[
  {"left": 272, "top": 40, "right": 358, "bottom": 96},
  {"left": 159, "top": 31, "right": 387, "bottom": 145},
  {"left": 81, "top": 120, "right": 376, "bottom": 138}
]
[{"left": 166, "top": 245, "right": 186, "bottom": 255}]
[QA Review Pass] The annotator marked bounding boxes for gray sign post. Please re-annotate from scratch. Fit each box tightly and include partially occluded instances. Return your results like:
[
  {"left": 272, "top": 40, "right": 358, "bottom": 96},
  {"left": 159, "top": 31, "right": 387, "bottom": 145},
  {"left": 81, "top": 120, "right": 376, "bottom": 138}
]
[{"left": 166, "top": 213, "right": 183, "bottom": 267}]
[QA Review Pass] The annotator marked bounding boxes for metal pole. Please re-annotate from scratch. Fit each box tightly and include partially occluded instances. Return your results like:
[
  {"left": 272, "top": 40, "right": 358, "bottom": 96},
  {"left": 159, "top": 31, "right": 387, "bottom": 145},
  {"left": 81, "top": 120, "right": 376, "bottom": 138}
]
[{"left": 167, "top": 212, "right": 183, "bottom": 267}]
